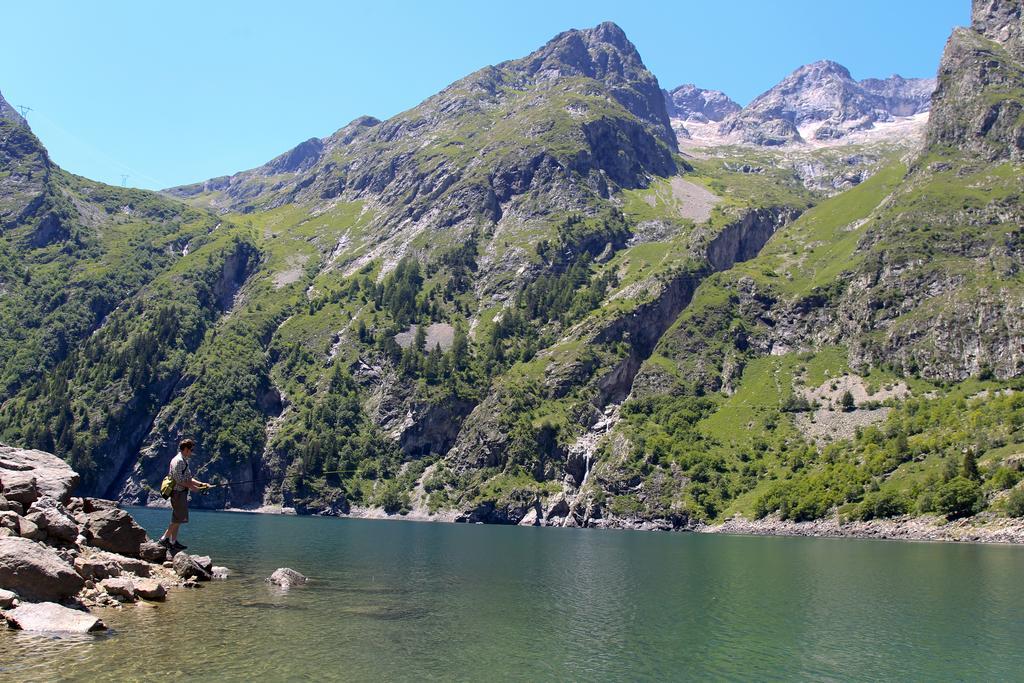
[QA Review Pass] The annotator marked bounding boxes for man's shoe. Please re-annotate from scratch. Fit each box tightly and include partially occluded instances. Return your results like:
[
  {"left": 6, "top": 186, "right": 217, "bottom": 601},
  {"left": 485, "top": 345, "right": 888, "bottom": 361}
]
[
  {"left": 171, "top": 541, "right": 188, "bottom": 551},
  {"left": 157, "top": 538, "right": 172, "bottom": 549}
]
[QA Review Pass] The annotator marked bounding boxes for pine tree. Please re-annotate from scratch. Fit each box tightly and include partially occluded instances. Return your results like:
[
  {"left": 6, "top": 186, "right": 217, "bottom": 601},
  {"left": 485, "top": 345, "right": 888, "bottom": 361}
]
[{"left": 962, "top": 446, "right": 980, "bottom": 481}]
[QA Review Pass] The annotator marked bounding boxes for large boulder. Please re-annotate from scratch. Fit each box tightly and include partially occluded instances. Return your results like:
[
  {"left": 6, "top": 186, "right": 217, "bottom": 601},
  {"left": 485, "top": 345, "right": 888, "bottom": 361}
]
[
  {"left": 266, "top": 568, "right": 307, "bottom": 587},
  {"left": 2, "top": 477, "right": 39, "bottom": 508},
  {"left": 3, "top": 601, "right": 105, "bottom": 633},
  {"left": 0, "top": 537, "right": 84, "bottom": 602},
  {"left": 172, "top": 552, "right": 212, "bottom": 581},
  {"left": 82, "top": 508, "right": 147, "bottom": 557},
  {"left": 25, "top": 506, "right": 79, "bottom": 544},
  {"left": 0, "top": 445, "right": 79, "bottom": 504}
]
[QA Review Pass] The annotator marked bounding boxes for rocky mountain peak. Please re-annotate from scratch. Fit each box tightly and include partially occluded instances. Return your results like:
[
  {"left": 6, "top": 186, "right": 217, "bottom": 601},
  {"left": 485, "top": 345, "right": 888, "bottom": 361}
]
[
  {"left": 718, "top": 59, "right": 935, "bottom": 145},
  {"left": 525, "top": 21, "right": 643, "bottom": 81},
  {"left": 663, "top": 84, "right": 740, "bottom": 122},
  {"left": 972, "top": 0, "right": 1023, "bottom": 58}
]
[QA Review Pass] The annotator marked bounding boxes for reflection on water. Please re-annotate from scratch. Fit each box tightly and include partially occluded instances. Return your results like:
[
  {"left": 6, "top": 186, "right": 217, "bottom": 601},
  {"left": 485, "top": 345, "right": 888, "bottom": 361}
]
[{"left": 3, "top": 508, "right": 1024, "bottom": 681}]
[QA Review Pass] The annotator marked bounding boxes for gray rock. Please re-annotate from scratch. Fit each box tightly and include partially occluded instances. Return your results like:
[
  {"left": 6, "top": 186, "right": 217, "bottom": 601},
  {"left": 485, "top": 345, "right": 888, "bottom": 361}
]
[
  {"left": 17, "top": 514, "right": 44, "bottom": 541},
  {"left": 0, "top": 494, "right": 9, "bottom": 511},
  {"left": 26, "top": 506, "right": 79, "bottom": 544},
  {"left": 83, "top": 507, "right": 147, "bottom": 557},
  {"left": 266, "top": 567, "right": 307, "bottom": 587},
  {"left": 211, "top": 566, "right": 230, "bottom": 579},
  {"left": 139, "top": 540, "right": 168, "bottom": 564},
  {"left": 192, "top": 555, "right": 213, "bottom": 572},
  {"left": 74, "top": 555, "right": 121, "bottom": 582},
  {"left": 3, "top": 601, "right": 106, "bottom": 633},
  {"left": 0, "top": 537, "right": 84, "bottom": 602},
  {"left": 0, "top": 587, "right": 17, "bottom": 608},
  {"left": 134, "top": 578, "right": 167, "bottom": 601},
  {"left": 172, "top": 552, "right": 212, "bottom": 581},
  {"left": 0, "top": 510, "right": 18, "bottom": 532},
  {"left": 0, "top": 445, "right": 79, "bottom": 504},
  {"left": 2, "top": 477, "right": 39, "bottom": 508},
  {"left": 99, "top": 576, "right": 137, "bottom": 601}
]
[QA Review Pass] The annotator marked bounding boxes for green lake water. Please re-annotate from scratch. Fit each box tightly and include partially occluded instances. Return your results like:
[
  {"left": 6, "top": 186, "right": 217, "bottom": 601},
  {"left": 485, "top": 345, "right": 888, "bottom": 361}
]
[{"left": 3, "top": 508, "right": 1024, "bottom": 681}]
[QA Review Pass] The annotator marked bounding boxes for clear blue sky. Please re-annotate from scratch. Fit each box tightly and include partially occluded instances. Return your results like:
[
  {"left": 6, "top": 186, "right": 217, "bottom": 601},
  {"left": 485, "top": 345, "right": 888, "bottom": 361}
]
[{"left": 1, "top": 1, "right": 967, "bottom": 190}]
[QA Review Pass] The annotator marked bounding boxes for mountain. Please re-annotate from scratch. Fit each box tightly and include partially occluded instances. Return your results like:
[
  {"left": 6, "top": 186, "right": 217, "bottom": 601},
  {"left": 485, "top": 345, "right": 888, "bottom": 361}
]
[
  {"left": 0, "top": 4, "right": 1022, "bottom": 532},
  {"left": 927, "top": 0, "right": 1024, "bottom": 159},
  {"left": 663, "top": 84, "right": 740, "bottom": 122},
  {"left": 718, "top": 60, "right": 936, "bottom": 145}
]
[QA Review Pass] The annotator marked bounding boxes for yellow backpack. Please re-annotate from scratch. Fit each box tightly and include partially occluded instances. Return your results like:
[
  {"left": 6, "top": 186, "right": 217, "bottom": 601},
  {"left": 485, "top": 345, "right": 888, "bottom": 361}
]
[{"left": 159, "top": 476, "right": 175, "bottom": 499}]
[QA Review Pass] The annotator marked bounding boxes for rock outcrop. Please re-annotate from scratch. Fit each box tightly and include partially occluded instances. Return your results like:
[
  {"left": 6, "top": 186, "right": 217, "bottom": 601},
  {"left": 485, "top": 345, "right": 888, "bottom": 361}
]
[{"left": 927, "top": 0, "right": 1024, "bottom": 159}]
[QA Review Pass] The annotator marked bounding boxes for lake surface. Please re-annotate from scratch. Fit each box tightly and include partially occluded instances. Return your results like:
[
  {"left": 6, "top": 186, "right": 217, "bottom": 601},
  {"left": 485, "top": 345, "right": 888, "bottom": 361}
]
[{"left": 3, "top": 509, "right": 1024, "bottom": 681}]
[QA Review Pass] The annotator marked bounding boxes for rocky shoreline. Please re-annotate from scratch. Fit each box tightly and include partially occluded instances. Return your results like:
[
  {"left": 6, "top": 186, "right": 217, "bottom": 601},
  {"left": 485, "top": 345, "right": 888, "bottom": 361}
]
[
  {"left": 1, "top": 445, "right": 228, "bottom": 634},
  {"left": 151, "top": 493, "right": 1024, "bottom": 546},
  {"left": 698, "top": 513, "right": 1024, "bottom": 545}
]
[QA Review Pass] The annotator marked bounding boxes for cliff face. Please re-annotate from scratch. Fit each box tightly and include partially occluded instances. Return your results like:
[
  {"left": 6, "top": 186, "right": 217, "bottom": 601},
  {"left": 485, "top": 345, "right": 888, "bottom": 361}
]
[{"left": 928, "top": 1, "right": 1024, "bottom": 159}]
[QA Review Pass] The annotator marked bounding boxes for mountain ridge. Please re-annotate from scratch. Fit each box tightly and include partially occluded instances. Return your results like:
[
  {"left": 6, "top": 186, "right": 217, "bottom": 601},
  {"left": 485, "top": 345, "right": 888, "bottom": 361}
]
[{"left": 0, "top": 4, "right": 1022, "bottom": 533}]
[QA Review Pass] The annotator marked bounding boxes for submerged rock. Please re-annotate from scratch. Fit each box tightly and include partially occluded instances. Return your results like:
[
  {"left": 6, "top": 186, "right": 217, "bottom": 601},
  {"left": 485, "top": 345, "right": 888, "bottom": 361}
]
[
  {"left": 211, "top": 566, "right": 230, "bottom": 580},
  {"left": 3, "top": 601, "right": 106, "bottom": 633},
  {"left": 0, "top": 537, "right": 84, "bottom": 602},
  {"left": 266, "top": 568, "right": 307, "bottom": 587}
]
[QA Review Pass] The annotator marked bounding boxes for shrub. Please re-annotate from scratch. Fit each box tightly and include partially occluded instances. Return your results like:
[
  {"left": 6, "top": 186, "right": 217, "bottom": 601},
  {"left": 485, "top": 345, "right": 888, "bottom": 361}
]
[
  {"left": 935, "top": 477, "right": 983, "bottom": 519},
  {"left": 1005, "top": 488, "right": 1024, "bottom": 518},
  {"left": 986, "top": 466, "right": 1021, "bottom": 491},
  {"left": 853, "top": 489, "right": 910, "bottom": 521}
]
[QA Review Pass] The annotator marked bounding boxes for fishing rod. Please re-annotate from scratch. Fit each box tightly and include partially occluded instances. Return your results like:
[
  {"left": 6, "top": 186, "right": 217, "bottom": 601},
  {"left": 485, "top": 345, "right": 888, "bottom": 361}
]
[{"left": 201, "top": 467, "right": 361, "bottom": 490}]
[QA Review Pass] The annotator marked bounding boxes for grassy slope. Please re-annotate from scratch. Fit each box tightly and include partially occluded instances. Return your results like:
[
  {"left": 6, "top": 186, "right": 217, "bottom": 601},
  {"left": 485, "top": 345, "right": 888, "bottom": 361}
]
[{"left": 614, "top": 151, "right": 1024, "bottom": 523}]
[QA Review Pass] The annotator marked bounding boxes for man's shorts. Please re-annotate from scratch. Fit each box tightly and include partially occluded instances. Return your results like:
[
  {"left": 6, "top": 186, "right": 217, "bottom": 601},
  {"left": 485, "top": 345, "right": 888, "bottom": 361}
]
[{"left": 170, "top": 489, "right": 189, "bottom": 524}]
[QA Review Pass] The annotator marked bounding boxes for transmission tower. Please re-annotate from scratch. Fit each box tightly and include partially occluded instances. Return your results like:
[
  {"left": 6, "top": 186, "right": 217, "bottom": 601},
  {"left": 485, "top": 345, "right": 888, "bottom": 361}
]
[
  {"left": 121, "top": 175, "right": 129, "bottom": 187},
  {"left": 16, "top": 105, "right": 32, "bottom": 118}
]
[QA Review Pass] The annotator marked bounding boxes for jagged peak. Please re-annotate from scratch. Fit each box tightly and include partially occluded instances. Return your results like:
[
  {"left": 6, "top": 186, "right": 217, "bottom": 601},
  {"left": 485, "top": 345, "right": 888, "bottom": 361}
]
[
  {"left": 788, "top": 60, "right": 854, "bottom": 82},
  {"left": 523, "top": 20, "right": 649, "bottom": 81}
]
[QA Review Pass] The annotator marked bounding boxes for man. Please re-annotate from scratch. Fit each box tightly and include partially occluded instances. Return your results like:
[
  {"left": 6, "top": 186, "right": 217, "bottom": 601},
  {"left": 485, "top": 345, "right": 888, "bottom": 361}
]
[{"left": 158, "top": 438, "right": 210, "bottom": 552}]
